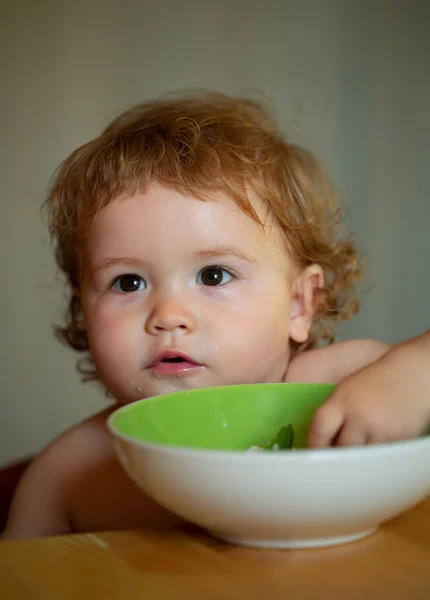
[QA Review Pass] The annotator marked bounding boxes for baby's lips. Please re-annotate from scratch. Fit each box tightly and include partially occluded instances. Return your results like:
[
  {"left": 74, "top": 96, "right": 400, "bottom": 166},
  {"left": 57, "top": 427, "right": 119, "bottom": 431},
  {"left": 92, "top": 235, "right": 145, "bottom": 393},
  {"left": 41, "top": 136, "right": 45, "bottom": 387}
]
[{"left": 148, "top": 349, "right": 201, "bottom": 368}]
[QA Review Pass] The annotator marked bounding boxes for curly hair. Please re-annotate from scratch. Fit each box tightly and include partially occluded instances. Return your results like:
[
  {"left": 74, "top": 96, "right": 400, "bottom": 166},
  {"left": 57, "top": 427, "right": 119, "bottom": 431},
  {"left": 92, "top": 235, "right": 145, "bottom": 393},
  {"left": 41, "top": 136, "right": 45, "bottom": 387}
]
[{"left": 46, "top": 91, "right": 363, "bottom": 381}]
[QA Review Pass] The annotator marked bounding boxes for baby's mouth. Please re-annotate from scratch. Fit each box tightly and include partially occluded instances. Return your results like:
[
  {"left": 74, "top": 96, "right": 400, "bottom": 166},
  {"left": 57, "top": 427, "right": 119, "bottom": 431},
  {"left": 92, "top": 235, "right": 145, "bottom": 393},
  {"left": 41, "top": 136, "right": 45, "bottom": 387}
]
[
  {"left": 161, "top": 357, "right": 186, "bottom": 364},
  {"left": 148, "top": 350, "right": 204, "bottom": 376}
]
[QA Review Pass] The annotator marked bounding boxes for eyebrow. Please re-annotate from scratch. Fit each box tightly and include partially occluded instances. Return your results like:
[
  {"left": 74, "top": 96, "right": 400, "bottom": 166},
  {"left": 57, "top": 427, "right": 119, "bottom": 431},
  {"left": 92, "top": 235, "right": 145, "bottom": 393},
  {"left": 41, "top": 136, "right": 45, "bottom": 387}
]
[
  {"left": 90, "top": 245, "right": 258, "bottom": 276},
  {"left": 190, "top": 246, "right": 258, "bottom": 265},
  {"left": 90, "top": 257, "right": 146, "bottom": 275}
]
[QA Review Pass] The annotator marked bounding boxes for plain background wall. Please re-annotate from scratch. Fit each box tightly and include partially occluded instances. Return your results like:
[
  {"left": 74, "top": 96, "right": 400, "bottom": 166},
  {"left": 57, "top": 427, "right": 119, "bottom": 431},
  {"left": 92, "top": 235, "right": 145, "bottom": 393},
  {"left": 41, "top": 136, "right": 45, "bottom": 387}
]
[{"left": 1, "top": 0, "right": 429, "bottom": 464}]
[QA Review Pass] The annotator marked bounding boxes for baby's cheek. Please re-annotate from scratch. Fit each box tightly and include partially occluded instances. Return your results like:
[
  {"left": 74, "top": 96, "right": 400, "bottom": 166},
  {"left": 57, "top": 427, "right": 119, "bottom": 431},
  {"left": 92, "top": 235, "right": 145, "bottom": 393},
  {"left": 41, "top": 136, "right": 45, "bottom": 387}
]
[
  {"left": 87, "top": 312, "right": 132, "bottom": 365},
  {"left": 222, "top": 311, "right": 288, "bottom": 366}
]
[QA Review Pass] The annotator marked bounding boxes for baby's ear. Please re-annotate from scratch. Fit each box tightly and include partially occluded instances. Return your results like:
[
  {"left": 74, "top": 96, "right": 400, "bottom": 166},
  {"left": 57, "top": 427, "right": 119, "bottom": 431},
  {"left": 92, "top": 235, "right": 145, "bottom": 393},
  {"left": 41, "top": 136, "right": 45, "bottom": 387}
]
[{"left": 289, "top": 264, "right": 324, "bottom": 344}]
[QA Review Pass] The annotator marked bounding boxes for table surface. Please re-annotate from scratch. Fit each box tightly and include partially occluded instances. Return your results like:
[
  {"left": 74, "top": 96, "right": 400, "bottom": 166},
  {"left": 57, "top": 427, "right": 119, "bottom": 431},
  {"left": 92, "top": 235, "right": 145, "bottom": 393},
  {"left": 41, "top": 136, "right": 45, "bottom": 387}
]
[{"left": 1, "top": 498, "right": 430, "bottom": 600}]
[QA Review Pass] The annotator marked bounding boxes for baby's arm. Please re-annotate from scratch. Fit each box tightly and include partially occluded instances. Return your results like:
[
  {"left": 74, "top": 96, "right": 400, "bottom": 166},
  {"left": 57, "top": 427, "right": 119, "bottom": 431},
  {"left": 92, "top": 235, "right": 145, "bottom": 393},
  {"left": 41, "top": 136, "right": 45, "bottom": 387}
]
[
  {"left": 286, "top": 338, "right": 390, "bottom": 385},
  {"left": 306, "top": 332, "right": 430, "bottom": 448}
]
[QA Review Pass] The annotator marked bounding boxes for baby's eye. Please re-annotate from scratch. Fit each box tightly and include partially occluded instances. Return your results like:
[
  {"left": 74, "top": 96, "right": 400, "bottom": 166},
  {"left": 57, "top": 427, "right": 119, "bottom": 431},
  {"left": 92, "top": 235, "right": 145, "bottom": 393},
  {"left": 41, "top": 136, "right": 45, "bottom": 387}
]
[
  {"left": 197, "top": 266, "right": 234, "bottom": 287},
  {"left": 112, "top": 274, "right": 146, "bottom": 293}
]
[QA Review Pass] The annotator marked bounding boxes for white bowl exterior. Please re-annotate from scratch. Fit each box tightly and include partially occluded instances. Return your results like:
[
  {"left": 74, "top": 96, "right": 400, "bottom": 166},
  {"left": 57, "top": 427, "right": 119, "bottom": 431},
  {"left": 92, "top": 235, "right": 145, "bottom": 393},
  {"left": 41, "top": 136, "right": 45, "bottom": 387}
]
[{"left": 114, "top": 437, "right": 430, "bottom": 546}]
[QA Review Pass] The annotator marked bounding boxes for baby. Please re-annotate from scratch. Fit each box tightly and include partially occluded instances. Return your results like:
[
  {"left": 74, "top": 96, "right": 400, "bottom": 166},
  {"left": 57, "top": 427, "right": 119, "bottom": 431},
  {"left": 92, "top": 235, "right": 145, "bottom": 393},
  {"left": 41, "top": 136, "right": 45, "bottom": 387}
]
[{"left": 3, "top": 93, "right": 426, "bottom": 541}]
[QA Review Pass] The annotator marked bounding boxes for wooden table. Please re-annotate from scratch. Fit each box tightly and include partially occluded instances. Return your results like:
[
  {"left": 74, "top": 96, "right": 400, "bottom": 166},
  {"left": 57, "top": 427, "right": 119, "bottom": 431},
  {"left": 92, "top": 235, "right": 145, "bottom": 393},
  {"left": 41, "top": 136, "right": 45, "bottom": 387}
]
[{"left": 1, "top": 499, "right": 430, "bottom": 600}]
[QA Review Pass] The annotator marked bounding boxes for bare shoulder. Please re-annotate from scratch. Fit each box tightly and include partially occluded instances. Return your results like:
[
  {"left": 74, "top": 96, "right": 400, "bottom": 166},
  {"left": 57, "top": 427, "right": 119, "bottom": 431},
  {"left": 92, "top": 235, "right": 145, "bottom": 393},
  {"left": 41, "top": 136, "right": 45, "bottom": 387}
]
[
  {"left": 1, "top": 406, "right": 117, "bottom": 541},
  {"left": 2, "top": 404, "right": 181, "bottom": 541},
  {"left": 285, "top": 339, "right": 390, "bottom": 384}
]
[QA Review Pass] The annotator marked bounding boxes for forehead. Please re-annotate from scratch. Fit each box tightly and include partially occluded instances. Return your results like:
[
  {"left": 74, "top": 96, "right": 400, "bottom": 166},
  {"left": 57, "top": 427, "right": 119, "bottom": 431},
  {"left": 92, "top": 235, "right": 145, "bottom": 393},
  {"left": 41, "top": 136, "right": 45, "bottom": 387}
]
[{"left": 85, "top": 184, "right": 288, "bottom": 264}]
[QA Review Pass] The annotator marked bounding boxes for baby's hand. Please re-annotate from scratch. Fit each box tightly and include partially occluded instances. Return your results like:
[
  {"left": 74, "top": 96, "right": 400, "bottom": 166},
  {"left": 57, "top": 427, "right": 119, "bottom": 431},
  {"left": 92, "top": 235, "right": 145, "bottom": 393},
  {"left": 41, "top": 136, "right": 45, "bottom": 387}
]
[{"left": 308, "top": 335, "right": 430, "bottom": 448}]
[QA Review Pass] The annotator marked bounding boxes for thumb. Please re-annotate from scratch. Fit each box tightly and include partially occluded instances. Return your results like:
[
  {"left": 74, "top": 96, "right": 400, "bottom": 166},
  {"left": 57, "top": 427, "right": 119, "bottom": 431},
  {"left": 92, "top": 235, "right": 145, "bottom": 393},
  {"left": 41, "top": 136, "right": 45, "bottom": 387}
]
[{"left": 307, "top": 400, "right": 345, "bottom": 448}]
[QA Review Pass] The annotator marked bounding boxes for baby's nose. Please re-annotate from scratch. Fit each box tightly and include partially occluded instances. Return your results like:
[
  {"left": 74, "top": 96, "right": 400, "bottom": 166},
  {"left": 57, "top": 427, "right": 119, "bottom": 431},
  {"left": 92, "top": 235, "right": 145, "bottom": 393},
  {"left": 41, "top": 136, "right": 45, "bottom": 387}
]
[{"left": 145, "top": 296, "right": 197, "bottom": 334}]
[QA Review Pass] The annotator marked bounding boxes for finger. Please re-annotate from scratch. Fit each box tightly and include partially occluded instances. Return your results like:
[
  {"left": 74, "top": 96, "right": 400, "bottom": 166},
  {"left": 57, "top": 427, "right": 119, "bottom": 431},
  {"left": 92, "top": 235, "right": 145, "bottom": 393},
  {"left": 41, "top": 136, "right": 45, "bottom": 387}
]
[
  {"left": 307, "top": 403, "right": 345, "bottom": 448},
  {"left": 334, "top": 423, "right": 368, "bottom": 447}
]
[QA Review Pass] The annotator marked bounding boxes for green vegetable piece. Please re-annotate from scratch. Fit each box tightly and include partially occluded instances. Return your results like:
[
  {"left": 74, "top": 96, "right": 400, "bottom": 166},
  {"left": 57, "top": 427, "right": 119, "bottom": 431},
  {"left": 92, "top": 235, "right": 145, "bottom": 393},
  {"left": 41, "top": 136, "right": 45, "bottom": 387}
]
[
  {"left": 268, "top": 424, "right": 295, "bottom": 451},
  {"left": 249, "top": 424, "right": 295, "bottom": 452}
]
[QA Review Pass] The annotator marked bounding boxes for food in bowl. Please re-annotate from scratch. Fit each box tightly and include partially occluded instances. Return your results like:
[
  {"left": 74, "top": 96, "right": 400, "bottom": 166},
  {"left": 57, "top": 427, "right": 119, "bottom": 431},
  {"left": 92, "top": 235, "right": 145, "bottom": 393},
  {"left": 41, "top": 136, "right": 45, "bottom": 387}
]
[{"left": 249, "top": 423, "right": 295, "bottom": 452}]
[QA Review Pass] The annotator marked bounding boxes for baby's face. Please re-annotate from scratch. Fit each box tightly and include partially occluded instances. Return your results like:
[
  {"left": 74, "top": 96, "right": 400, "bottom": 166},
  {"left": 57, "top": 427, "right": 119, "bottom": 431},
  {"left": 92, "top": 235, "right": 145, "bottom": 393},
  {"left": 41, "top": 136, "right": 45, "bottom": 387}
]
[{"left": 80, "top": 183, "right": 300, "bottom": 403}]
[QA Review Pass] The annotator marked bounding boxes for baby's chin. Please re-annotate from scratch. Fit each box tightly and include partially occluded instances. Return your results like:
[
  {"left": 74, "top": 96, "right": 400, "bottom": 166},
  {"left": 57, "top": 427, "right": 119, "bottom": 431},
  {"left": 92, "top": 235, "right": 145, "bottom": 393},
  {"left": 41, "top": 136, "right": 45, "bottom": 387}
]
[
  {"left": 117, "top": 372, "right": 247, "bottom": 403},
  {"left": 114, "top": 375, "right": 213, "bottom": 403},
  {"left": 111, "top": 365, "right": 287, "bottom": 404}
]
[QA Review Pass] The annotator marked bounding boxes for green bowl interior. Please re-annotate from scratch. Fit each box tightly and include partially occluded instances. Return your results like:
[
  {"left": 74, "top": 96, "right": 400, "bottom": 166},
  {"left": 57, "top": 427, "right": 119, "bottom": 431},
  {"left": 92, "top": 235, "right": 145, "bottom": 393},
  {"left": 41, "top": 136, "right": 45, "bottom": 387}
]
[{"left": 110, "top": 383, "right": 336, "bottom": 451}]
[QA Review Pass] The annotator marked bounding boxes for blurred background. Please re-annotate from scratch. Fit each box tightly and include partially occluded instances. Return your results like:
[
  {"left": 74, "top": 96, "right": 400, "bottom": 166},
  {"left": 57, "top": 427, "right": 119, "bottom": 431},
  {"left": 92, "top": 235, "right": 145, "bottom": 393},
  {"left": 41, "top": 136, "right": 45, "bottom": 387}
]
[{"left": 1, "top": 0, "right": 429, "bottom": 464}]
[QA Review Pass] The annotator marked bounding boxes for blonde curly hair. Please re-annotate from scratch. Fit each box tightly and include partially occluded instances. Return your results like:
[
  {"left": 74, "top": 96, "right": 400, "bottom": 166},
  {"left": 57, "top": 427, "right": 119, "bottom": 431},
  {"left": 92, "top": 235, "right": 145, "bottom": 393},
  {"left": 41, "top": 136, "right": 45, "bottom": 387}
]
[{"left": 47, "top": 91, "right": 362, "bottom": 381}]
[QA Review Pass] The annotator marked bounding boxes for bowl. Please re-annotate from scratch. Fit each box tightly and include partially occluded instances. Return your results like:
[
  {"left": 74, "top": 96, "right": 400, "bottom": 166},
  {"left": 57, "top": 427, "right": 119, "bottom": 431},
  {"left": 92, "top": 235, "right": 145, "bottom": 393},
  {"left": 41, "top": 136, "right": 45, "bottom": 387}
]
[{"left": 108, "top": 383, "right": 430, "bottom": 549}]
